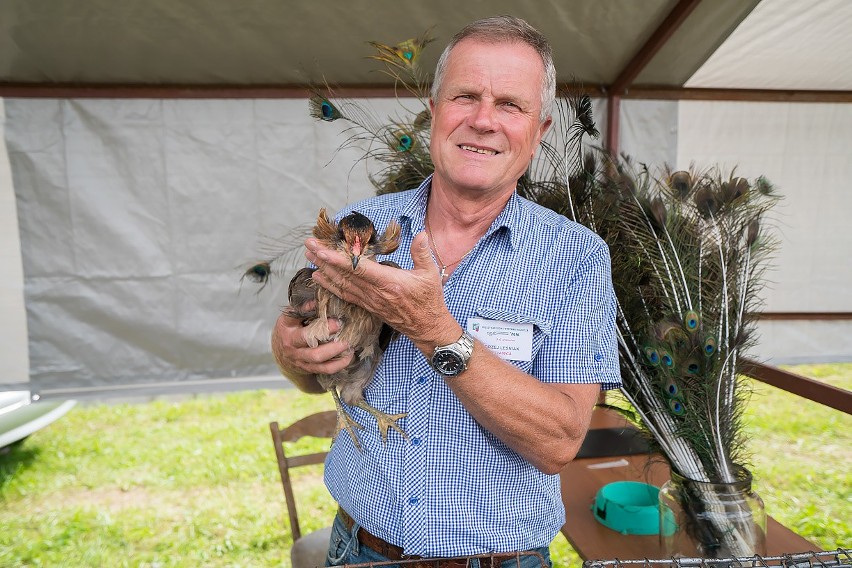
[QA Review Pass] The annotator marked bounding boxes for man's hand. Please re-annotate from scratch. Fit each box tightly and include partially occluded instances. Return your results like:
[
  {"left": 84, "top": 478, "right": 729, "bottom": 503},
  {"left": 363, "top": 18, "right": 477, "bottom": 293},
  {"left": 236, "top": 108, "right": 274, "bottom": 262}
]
[
  {"left": 305, "top": 232, "right": 461, "bottom": 351},
  {"left": 271, "top": 310, "right": 354, "bottom": 393}
]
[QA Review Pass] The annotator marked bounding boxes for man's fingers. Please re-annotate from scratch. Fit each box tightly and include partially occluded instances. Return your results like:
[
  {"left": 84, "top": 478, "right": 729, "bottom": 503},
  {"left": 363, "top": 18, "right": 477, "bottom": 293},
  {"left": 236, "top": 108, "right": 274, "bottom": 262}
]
[
  {"left": 301, "top": 343, "right": 354, "bottom": 375},
  {"left": 302, "top": 338, "right": 350, "bottom": 362},
  {"left": 274, "top": 311, "right": 306, "bottom": 344},
  {"left": 325, "top": 318, "right": 343, "bottom": 335},
  {"left": 311, "top": 267, "right": 357, "bottom": 304},
  {"left": 410, "top": 231, "right": 436, "bottom": 273},
  {"left": 275, "top": 311, "right": 343, "bottom": 348}
]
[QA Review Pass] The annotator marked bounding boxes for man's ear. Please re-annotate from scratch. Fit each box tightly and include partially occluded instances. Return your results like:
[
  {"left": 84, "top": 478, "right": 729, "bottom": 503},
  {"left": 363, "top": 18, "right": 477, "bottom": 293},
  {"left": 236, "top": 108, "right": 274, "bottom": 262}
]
[
  {"left": 533, "top": 116, "right": 553, "bottom": 158},
  {"left": 539, "top": 116, "right": 553, "bottom": 140}
]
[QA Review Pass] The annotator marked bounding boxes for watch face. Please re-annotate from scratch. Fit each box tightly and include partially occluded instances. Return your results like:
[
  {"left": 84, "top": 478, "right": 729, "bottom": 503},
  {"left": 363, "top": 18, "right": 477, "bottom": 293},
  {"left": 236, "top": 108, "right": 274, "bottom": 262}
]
[{"left": 433, "top": 350, "right": 464, "bottom": 376}]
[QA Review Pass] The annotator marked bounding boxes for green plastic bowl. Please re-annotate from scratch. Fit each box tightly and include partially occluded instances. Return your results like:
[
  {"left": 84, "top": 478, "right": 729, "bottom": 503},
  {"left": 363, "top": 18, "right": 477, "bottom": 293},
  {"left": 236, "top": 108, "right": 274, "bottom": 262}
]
[{"left": 592, "top": 481, "right": 661, "bottom": 535}]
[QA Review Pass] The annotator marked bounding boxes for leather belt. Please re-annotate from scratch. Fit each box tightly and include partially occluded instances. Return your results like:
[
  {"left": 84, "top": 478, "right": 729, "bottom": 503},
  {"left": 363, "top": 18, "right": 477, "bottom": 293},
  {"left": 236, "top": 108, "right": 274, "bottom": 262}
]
[{"left": 337, "top": 507, "right": 523, "bottom": 568}]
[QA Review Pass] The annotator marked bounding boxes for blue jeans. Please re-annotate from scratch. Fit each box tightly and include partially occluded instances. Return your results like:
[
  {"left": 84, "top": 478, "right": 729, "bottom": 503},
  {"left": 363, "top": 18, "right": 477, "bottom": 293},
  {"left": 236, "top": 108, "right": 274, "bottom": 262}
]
[{"left": 325, "top": 513, "right": 552, "bottom": 568}]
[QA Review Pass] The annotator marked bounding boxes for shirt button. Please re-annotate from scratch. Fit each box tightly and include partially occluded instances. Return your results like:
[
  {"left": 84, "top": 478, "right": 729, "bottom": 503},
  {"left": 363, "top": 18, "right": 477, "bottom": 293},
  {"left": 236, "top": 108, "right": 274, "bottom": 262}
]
[
  {"left": 408, "top": 496, "right": 420, "bottom": 506},
  {"left": 594, "top": 353, "right": 603, "bottom": 362},
  {"left": 416, "top": 376, "right": 428, "bottom": 384},
  {"left": 411, "top": 437, "right": 422, "bottom": 446}
]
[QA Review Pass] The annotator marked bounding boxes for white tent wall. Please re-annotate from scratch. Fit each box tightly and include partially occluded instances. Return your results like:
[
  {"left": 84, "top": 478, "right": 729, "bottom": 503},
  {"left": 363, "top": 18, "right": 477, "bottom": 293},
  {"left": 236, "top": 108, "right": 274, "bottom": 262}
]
[
  {"left": 0, "top": 98, "right": 30, "bottom": 389},
  {"left": 620, "top": 99, "right": 679, "bottom": 168},
  {"left": 676, "top": 100, "right": 852, "bottom": 364},
  {"left": 3, "top": 98, "right": 388, "bottom": 393}
]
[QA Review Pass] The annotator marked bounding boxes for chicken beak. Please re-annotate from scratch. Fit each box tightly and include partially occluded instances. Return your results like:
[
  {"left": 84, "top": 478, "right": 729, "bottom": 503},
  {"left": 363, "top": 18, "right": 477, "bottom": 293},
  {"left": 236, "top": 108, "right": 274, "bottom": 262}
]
[{"left": 350, "top": 235, "right": 363, "bottom": 270}]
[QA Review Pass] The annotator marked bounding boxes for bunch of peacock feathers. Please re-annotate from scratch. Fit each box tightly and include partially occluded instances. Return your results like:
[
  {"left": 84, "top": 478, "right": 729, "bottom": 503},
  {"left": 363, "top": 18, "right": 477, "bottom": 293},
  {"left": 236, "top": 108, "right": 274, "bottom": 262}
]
[
  {"left": 566, "top": 157, "right": 780, "bottom": 486},
  {"left": 549, "top": 147, "right": 780, "bottom": 555},
  {"left": 293, "top": 35, "right": 781, "bottom": 552}
]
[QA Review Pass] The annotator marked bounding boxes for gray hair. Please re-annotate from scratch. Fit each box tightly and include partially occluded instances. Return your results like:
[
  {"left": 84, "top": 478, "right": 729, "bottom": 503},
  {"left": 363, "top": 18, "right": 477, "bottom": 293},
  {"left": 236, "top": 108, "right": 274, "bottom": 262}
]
[{"left": 430, "top": 15, "right": 556, "bottom": 122}]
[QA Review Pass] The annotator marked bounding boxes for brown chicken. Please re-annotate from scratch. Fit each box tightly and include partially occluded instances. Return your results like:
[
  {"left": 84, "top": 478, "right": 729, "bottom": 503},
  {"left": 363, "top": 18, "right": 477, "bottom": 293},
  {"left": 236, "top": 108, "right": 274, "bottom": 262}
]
[{"left": 286, "top": 208, "right": 406, "bottom": 449}]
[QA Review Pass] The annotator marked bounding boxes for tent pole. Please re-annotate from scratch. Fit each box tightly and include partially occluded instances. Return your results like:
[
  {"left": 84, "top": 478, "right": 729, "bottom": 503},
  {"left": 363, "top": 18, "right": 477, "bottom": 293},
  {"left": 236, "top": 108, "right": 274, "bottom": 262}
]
[
  {"left": 606, "top": 94, "right": 621, "bottom": 155},
  {"left": 605, "top": 0, "right": 702, "bottom": 155}
]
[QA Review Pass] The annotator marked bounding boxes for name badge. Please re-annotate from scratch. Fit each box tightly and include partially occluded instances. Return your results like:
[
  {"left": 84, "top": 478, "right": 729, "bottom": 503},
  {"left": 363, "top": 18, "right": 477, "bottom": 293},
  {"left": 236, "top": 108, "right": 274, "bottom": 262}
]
[{"left": 466, "top": 317, "right": 533, "bottom": 362}]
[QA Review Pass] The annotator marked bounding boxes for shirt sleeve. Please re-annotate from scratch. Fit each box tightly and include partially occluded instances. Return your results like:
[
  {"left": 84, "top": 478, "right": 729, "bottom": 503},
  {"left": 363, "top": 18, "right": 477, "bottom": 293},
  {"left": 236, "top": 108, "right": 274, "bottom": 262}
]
[{"left": 532, "top": 237, "right": 621, "bottom": 390}]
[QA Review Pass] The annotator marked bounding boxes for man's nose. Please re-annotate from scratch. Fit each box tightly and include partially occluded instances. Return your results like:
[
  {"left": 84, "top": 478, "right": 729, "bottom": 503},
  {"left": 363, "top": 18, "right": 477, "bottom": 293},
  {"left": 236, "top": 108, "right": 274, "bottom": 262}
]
[{"left": 469, "top": 102, "right": 497, "bottom": 131}]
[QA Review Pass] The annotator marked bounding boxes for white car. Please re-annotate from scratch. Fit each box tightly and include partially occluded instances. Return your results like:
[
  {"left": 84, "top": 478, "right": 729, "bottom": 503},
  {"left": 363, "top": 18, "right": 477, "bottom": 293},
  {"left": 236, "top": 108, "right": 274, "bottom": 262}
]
[{"left": 0, "top": 390, "right": 76, "bottom": 449}]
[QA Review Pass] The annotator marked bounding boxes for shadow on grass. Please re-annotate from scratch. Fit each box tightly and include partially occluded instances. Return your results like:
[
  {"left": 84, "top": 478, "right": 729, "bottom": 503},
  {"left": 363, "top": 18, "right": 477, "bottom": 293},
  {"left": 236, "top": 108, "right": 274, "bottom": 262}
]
[{"left": 0, "top": 439, "right": 41, "bottom": 489}]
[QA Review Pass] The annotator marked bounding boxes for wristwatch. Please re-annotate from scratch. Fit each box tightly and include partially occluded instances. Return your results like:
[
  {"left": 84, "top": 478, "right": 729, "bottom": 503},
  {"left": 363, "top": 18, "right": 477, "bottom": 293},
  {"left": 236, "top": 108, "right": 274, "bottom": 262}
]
[{"left": 430, "top": 332, "right": 475, "bottom": 377}]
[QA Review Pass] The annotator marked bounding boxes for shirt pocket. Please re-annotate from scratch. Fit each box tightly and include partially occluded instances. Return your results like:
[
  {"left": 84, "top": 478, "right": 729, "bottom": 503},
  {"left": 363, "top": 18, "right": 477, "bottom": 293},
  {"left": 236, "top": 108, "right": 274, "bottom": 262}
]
[{"left": 473, "top": 307, "right": 552, "bottom": 373}]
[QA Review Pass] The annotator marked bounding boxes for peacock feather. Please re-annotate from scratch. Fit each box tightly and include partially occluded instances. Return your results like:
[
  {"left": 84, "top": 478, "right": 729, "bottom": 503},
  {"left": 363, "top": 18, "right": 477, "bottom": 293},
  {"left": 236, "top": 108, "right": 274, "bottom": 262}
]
[
  {"left": 368, "top": 30, "right": 434, "bottom": 70},
  {"left": 367, "top": 30, "right": 435, "bottom": 100},
  {"left": 309, "top": 96, "right": 344, "bottom": 122},
  {"left": 240, "top": 222, "right": 316, "bottom": 293}
]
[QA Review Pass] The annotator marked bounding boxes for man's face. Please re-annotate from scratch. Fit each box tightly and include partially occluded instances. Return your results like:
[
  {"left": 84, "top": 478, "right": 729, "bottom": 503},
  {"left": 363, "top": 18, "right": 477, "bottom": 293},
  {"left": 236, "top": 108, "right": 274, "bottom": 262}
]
[{"left": 429, "top": 38, "right": 552, "bottom": 198}]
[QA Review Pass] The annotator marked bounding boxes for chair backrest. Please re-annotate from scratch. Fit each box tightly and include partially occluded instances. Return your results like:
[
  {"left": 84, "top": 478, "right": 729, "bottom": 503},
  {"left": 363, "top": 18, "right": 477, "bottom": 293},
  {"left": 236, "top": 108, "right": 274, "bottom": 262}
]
[{"left": 269, "top": 410, "right": 337, "bottom": 541}]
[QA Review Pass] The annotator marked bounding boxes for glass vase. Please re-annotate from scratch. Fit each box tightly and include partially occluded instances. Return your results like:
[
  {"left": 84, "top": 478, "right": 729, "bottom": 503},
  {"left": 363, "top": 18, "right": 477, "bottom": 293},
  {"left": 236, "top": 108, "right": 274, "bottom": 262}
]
[{"left": 659, "top": 465, "right": 766, "bottom": 559}]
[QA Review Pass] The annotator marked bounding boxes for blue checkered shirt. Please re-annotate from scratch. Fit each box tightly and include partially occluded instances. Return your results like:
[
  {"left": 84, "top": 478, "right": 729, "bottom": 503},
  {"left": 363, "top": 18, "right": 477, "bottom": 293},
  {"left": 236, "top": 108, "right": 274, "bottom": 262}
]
[{"left": 324, "top": 176, "right": 621, "bottom": 557}]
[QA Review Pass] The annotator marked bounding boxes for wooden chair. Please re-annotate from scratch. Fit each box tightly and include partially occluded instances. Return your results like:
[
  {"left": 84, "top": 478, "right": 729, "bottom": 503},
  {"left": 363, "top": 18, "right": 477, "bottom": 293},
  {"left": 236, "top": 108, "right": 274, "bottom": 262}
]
[{"left": 270, "top": 410, "right": 338, "bottom": 568}]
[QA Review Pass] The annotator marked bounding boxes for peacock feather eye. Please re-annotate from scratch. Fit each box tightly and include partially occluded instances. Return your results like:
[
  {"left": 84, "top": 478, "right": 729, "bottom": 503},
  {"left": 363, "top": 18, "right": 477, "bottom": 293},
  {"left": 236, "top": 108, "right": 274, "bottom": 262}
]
[
  {"left": 664, "top": 378, "right": 679, "bottom": 397},
  {"left": 395, "top": 131, "right": 414, "bottom": 152},
  {"left": 704, "top": 336, "right": 717, "bottom": 356},
  {"left": 244, "top": 262, "right": 271, "bottom": 283},
  {"left": 655, "top": 321, "right": 681, "bottom": 342},
  {"left": 684, "top": 310, "right": 700, "bottom": 332},
  {"left": 644, "top": 346, "right": 660, "bottom": 366},
  {"left": 661, "top": 351, "right": 674, "bottom": 368},
  {"left": 369, "top": 35, "right": 434, "bottom": 69},
  {"left": 668, "top": 398, "right": 685, "bottom": 416},
  {"left": 392, "top": 35, "right": 433, "bottom": 65},
  {"left": 686, "top": 360, "right": 701, "bottom": 374},
  {"left": 309, "top": 96, "right": 343, "bottom": 122},
  {"left": 669, "top": 170, "right": 692, "bottom": 198}
]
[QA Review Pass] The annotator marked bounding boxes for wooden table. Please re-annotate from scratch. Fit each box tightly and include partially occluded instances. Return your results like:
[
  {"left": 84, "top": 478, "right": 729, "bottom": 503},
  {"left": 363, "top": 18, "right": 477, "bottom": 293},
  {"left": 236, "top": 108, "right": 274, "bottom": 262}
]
[{"left": 559, "top": 408, "right": 819, "bottom": 561}]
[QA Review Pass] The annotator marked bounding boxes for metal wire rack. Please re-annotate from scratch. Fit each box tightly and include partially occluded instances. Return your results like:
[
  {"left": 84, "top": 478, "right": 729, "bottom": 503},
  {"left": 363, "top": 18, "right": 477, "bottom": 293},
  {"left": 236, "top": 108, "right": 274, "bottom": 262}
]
[
  {"left": 341, "top": 549, "right": 851, "bottom": 568},
  {"left": 582, "top": 548, "right": 851, "bottom": 568},
  {"left": 343, "top": 551, "right": 548, "bottom": 568}
]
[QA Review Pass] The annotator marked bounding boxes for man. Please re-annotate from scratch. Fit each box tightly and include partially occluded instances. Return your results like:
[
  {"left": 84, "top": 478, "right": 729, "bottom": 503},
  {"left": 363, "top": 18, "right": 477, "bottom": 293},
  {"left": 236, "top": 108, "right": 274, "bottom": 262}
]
[{"left": 272, "top": 15, "right": 620, "bottom": 567}]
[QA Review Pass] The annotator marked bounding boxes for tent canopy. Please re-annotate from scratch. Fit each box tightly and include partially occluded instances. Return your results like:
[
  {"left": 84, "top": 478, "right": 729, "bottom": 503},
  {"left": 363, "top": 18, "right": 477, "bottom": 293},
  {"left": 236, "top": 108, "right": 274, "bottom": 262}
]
[{"left": 2, "top": 0, "right": 851, "bottom": 97}]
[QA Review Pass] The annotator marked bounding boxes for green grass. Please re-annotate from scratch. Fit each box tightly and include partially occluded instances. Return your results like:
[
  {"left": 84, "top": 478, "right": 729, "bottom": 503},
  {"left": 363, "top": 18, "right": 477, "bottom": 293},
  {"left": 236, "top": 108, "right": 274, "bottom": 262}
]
[
  {"left": 0, "top": 390, "right": 337, "bottom": 567},
  {"left": 0, "top": 364, "right": 849, "bottom": 567},
  {"left": 743, "top": 364, "right": 851, "bottom": 548}
]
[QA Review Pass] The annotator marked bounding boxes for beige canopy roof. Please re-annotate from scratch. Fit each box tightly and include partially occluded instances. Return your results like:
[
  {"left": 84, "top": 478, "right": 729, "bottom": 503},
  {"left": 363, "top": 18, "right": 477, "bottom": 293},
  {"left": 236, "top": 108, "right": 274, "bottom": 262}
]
[{"left": 2, "top": 0, "right": 850, "bottom": 99}]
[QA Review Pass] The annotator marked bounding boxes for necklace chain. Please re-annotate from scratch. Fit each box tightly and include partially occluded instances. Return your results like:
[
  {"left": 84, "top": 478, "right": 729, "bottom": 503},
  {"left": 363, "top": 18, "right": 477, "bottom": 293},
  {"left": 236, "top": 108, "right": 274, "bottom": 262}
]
[{"left": 425, "top": 216, "right": 475, "bottom": 281}]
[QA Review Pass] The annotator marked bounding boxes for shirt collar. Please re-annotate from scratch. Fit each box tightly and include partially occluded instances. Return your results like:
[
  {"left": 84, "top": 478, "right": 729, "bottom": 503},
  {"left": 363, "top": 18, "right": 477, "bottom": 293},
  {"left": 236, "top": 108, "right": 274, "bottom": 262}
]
[
  {"left": 398, "top": 174, "right": 523, "bottom": 252},
  {"left": 398, "top": 175, "right": 432, "bottom": 236}
]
